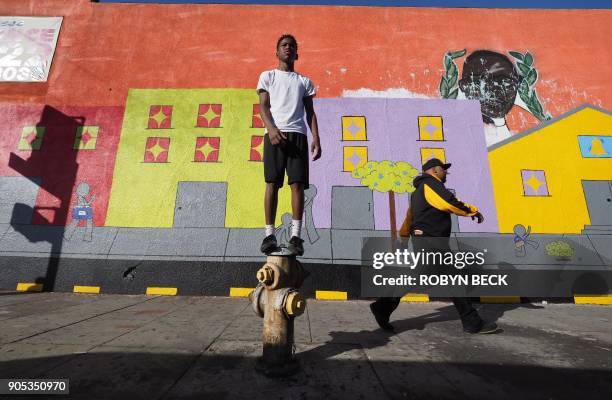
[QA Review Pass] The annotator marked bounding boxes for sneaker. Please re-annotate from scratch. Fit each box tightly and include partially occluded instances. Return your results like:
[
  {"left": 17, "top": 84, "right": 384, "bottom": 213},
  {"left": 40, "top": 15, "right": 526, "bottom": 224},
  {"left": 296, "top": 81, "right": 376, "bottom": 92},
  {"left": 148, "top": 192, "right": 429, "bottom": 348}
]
[
  {"left": 369, "top": 302, "right": 395, "bottom": 332},
  {"left": 464, "top": 321, "right": 500, "bottom": 334},
  {"left": 287, "top": 236, "right": 304, "bottom": 256},
  {"left": 260, "top": 234, "right": 278, "bottom": 254}
]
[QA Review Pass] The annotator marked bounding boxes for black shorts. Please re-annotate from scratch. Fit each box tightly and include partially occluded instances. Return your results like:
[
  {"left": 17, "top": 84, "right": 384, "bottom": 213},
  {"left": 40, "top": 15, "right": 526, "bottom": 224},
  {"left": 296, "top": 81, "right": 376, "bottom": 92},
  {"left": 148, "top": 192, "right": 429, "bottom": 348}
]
[{"left": 264, "top": 131, "right": 309, "bottom": 189}]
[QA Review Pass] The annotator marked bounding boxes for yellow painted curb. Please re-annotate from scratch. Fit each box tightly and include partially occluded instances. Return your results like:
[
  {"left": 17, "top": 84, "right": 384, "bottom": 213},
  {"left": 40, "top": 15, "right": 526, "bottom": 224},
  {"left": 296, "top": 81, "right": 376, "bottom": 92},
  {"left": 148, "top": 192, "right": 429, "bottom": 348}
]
[
  {"left": 229, "top": 287, "right": 254, "bottom": 298},
  {"left": 315, "top": 290, "right": 347, "bottom": 301},
  {"left": 480, "top": 296, "right": 521, "bottom": 303},
  {"left": 73, "top": 285, "right": 100, "bottom": 294},
  {"left": 401, "top": 293, "right": 430, "bottom": 302},
  {"left": 146, "top": 287, "right": 177, "bottom": 296},
  {"left": 16, "top": 283, "right": 43, "bottom": 292},
  {"left": 574, "top": 295, "right": 612, "bottom": 305}
]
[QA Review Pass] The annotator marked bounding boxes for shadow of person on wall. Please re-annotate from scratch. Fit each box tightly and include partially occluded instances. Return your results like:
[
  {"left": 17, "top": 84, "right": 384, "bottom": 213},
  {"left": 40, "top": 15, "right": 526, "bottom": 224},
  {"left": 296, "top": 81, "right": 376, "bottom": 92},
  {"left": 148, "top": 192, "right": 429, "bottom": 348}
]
[{"left": 8, "top": 105, "right": 84, "bottom": 292}]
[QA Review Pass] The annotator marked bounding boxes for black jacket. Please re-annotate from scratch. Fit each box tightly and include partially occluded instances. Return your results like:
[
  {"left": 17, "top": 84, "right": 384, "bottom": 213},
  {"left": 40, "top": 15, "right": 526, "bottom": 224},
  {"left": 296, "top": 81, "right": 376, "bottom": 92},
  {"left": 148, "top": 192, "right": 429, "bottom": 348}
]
[{"left": 409, "top": 173, "right": 478, "bottom": 237}]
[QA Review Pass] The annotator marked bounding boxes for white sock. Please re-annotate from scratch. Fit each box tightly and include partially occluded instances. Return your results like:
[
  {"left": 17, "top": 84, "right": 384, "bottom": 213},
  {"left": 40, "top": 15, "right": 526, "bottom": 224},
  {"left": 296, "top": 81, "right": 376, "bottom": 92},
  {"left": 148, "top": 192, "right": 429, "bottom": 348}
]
[
  {"left": 265, "top": 224, "right": 274, "bottom": 237},
  {"left": 291, "top": 220, "right": 302, "bottom": 238}
]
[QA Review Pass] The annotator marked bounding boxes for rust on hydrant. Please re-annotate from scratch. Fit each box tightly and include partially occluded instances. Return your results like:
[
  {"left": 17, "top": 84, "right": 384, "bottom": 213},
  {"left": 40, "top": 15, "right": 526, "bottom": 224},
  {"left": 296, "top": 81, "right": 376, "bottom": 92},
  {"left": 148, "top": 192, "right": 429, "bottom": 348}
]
[{"left": 249, "top": 254, "right": 309, "bottom": 377}]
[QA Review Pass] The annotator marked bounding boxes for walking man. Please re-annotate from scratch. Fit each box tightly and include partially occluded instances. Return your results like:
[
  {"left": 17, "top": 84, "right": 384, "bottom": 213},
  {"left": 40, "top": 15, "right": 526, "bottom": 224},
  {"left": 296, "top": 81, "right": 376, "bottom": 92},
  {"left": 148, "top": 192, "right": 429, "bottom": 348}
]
[{"left": 370, "top": 158, "right": 500, "bottom": 334}]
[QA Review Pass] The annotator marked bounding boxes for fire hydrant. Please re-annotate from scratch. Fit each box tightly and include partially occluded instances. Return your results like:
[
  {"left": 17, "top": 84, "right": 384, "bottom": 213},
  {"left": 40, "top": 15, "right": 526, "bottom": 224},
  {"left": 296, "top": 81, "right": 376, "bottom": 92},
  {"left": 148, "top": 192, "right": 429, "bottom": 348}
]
[{"left": 249, "top": 253, "right": 308, "bottom": 377}]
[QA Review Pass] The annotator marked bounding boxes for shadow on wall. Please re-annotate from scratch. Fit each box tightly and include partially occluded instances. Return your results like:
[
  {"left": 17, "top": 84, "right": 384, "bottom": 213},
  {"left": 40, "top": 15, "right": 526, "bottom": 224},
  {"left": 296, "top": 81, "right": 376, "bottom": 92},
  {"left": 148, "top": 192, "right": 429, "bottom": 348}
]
[{"left": 8, "top": 105, "right": 84, "bottom": 291}]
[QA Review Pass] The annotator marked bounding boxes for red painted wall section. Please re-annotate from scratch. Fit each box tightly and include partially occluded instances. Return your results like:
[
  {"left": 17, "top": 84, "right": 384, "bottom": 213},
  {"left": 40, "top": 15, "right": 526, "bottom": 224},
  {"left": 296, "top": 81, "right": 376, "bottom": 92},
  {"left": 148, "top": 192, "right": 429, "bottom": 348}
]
[
  {"left": 0, "top": 0, "right": 610, "bottom": 128},
  {"left": 0, "top": 105, "right": 124, "bottom": 226}
]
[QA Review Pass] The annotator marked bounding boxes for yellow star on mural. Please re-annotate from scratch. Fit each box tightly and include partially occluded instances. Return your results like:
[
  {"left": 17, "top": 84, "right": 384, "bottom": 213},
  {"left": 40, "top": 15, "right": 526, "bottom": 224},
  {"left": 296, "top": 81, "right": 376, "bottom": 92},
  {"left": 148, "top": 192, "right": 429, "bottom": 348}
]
[
  {"left": 151, "top": 109, "right": 167, "bottom": 127},
  {"left": 203, "top": 107, "right": 218, "bottom": 123},
  {"left": 148, "top": 142, "right": 166, "bottom": 160},
  {"left": 198, "top": 141, "right": 216, "bottom": 158},
  {"left": 526, "top": 174, "right": 542, "bottom": 194}
]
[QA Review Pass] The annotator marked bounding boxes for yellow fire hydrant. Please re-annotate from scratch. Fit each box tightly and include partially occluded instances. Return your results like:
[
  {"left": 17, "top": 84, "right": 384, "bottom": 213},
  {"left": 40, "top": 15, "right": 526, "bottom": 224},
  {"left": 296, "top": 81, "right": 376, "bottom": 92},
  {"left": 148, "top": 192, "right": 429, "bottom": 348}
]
[{"left": 249, "top": 253, "right": 308, "bottom": 376}]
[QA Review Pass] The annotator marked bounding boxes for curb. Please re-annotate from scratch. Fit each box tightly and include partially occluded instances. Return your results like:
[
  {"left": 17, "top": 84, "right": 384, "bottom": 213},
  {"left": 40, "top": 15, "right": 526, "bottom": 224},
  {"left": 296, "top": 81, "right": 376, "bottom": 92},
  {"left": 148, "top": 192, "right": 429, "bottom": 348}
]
[
  {"left": 12, "top": 281, "right": 611, "bottom": 305},
  {"left": 4, "top": 256, "right": 609, "bottom": 305}
]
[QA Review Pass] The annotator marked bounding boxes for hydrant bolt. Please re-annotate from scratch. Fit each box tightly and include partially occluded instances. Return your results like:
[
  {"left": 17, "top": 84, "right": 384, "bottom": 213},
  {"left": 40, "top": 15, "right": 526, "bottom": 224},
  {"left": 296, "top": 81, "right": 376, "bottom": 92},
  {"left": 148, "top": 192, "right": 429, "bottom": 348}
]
[{"left": 256, "top": 265, "right": 274, "bottom": 285}]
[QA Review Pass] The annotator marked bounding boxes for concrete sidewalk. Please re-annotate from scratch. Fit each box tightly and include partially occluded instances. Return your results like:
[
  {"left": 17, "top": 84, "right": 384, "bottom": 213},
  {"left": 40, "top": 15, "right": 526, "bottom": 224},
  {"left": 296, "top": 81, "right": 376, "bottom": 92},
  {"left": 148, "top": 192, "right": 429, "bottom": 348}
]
[{"left": 0, "top": 292, "right": 610, "bottom": 400}]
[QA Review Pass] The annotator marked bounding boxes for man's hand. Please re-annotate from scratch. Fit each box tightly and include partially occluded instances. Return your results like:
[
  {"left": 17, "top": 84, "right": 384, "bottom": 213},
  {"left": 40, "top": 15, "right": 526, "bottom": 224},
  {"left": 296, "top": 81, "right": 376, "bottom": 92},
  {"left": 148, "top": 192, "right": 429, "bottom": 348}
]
[
  {"left": 268, "top": 127, "right": 287, "bottom": 146},
  {"left": 471, "top": 212, "right": 484, "bottom": 224},
  {"left": 311, "top": 137, "right": 321, "bottom": 161}
]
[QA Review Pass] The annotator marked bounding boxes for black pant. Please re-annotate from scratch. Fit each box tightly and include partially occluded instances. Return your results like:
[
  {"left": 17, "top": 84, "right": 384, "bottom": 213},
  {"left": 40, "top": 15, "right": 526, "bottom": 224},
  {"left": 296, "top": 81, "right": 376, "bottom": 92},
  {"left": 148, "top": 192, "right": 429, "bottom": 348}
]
[
  {"left": 373, "top": 233, "right": 484, "bottom": 332},
  {"left": 263, "top": 132, "right": 309, "bottom": 189}
]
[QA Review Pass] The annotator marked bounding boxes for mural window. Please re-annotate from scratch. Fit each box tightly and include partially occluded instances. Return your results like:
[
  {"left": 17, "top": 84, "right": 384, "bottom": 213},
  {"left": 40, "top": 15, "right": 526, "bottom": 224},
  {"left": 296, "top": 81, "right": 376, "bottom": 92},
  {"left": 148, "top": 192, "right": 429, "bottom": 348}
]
[
  {"left": 194, "top": 137, "right": 221, "bottom": 162},
  {"left": 343, "top": 146, "right": 368, "bottom": 172},
  {"left": 341, "top": 116, "right": 367, "bottom": 141},
  {"left": 18, "top": 126, "right": 45, "bottom": 151},
  {"left": 249, "top": 135, "right": 264, "bottom": 162},
  {"left": 578, "top": 136, "right": 611, "bottom": 158},
  {"left": 418, "top": 116, "right": 444, "bottom": 141},
  {"left": 196, "top": 104, "right": 222, "bottom": 128},
  {"left": 144, "top": 137, "right": 170, "bottom": 163},
  {"left": 147, "top": 105, "right": 173, "bottom": 129},
  {"left": 252, "top": 104, "right": 264, "bottom": 128},
  {"left": 73, "top": 126, "right": 99, "bottom": 150},
  {"left": 420, "top": 148, "right": 446, "bottom": 165},
  {"left": 521, "top": 170, "right": 550, "bottom": 196}
]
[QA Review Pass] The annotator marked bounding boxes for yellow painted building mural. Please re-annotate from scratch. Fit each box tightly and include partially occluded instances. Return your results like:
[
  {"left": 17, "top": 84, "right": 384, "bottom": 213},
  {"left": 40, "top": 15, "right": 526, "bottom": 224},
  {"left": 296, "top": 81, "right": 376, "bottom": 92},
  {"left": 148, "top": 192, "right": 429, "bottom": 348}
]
[
  {"left": 488, "top": 105, "right": 612, "bottom": 234},
  {"left": 105, "top": 89, "right": 289, "bottom": 228}
]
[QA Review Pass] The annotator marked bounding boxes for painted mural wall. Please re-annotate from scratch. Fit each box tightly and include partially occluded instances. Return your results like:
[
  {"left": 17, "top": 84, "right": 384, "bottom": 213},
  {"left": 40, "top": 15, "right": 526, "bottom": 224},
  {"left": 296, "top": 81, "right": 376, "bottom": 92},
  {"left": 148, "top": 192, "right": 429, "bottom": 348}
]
[{"left": 0, "top": 0, "right": 611, "bottom": 263}]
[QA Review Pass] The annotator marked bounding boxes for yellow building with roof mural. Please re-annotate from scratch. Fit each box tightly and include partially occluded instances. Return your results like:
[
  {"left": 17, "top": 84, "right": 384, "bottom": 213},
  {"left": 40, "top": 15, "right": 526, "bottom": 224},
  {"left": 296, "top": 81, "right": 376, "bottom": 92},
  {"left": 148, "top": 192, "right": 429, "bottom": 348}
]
[{"left": 488, "top": 105, "right": 612, "bottom": 234}]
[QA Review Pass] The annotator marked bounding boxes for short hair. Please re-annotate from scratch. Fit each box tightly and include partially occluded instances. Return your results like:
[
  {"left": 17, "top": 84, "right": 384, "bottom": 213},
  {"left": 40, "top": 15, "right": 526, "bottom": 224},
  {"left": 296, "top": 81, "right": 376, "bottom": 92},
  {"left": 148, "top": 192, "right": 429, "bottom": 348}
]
[{"left": 276, "top": 34, "right": 298, "bottom": 51}]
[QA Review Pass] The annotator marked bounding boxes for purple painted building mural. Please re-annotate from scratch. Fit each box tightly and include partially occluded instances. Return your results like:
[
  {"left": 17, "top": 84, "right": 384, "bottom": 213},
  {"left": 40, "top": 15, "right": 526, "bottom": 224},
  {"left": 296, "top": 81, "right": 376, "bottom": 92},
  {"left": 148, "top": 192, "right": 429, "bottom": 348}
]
[{"left": 311, "top": 97, "right": 499, "bottom": 233}]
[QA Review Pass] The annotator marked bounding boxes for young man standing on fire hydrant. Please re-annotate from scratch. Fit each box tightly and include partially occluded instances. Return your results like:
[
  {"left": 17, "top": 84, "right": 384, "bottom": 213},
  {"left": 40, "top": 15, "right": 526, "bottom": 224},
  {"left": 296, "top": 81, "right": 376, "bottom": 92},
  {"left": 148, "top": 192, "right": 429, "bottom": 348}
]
[{"left": 257, "top": 34, "right": 322, "bottom": 256}]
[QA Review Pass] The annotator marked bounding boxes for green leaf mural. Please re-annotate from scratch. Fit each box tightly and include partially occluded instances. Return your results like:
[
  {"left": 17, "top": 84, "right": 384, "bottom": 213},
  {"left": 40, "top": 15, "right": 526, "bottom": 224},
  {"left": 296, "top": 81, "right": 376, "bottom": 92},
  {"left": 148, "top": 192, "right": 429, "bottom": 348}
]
[
  {"left": 545, "top": 241, "right": 574, "bottom": 259},
  {"left": 440, "top": 49, "right": 466, "bottom": 99},
  {"left": 352, "top": 160, "right": 419, "bottom": 194},
  {"left": 509, "top": 50, "right": 551, "bottom": 121}
]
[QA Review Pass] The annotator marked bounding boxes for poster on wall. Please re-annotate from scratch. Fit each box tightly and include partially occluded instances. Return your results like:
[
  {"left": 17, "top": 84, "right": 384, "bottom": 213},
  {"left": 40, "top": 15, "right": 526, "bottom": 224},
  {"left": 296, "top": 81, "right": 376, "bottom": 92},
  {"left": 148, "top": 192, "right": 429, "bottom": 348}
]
[{"left": 0, "top": 16, "right": 63, "bottom": 82}]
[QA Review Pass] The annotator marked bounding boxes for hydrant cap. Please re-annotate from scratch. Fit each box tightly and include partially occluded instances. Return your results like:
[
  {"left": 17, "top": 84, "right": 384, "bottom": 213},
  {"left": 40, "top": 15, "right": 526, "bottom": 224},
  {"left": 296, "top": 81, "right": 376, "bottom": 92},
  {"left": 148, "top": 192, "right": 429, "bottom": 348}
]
[{"left": 285, "top": 292, "right": 305, "bottom": 316}]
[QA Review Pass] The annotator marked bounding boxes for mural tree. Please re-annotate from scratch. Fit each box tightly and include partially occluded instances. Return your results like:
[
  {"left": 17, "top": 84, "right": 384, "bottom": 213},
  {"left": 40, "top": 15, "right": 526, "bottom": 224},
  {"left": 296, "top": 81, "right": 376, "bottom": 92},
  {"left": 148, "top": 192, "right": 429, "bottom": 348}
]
[{"left": 352, "top": 160, "right": 420, "bottom": 238}]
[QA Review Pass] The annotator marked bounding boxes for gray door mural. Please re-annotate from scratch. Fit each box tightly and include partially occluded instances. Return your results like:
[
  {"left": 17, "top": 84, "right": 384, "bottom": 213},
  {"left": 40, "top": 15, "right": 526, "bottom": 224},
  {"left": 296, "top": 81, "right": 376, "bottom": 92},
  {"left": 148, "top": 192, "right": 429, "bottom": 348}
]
[
  {"left": 582, "top": 181, "right": 612, "bottom": 225},
  {"left": 173, "top": 182, "right": 227, "bottom": 228},
  {"left": 331, "top": 186, "right": 374, "bottom": 229},
  {"left": 0, "top": 177, "right": 41, "bottom": 224}
]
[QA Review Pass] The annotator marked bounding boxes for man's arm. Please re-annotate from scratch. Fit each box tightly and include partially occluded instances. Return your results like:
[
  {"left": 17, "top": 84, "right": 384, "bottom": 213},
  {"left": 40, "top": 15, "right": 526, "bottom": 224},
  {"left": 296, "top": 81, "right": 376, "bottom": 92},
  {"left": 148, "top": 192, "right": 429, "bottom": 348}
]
[
  {"left": 423, "top": 180, "right": 479, "bottom": 217},
  {"left": 258, "top": 90, "right": 285, "bottom": 145},
  {"left": 303, "top": 95, "right": 321, "bottom": 161}
]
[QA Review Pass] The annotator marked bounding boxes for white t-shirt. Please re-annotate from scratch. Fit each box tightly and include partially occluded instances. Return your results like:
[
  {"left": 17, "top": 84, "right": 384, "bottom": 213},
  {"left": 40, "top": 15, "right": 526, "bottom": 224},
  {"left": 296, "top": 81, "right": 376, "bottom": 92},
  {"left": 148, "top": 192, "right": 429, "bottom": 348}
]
[{"left": 256, "top": 69, "right": 316, "bottom": 135}]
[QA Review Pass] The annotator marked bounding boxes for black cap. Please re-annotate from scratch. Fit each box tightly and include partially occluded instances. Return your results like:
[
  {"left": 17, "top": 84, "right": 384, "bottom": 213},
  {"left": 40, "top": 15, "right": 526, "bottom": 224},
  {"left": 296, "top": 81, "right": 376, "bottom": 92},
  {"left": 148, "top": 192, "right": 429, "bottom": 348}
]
[{"left": 422, "top": 158, "right": 451, "bottom": 171}]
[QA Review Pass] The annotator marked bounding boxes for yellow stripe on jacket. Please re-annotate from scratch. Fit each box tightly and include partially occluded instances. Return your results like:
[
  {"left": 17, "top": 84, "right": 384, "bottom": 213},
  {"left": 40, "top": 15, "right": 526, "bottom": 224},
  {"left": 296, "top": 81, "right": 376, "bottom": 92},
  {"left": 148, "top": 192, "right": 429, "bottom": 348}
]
[{"left": 423, "top": 184, "right": 478, "bottom": 217}]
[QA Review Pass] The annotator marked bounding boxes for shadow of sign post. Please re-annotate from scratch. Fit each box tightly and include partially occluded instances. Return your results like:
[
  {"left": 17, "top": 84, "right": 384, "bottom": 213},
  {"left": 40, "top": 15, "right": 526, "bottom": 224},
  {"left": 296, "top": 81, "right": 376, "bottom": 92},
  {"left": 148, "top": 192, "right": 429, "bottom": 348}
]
[{"left": 8, "top": 105, "right": 84, "bottom": 292}]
